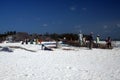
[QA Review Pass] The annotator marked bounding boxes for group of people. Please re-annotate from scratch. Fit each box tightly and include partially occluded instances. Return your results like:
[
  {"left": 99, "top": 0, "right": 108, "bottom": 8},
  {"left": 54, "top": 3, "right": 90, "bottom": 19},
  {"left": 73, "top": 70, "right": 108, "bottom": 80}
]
[
  {"left": 21, "top": 33, "right": 112, "bottom": 50},
  {"left": 79, "top": 32, "right": 112, "bottom": 49},
  {"left": 21, "top": 39, "right": 42, "bottom": 45}
]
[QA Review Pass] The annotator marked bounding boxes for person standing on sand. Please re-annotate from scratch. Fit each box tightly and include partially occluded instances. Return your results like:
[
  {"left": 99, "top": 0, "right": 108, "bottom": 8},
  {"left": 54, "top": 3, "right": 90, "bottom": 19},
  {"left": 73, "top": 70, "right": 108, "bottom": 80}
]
[
  {"left": 78, "top": 31, "right": 83, "bottom": 46},
  {"left": 25, "top": 39, "right": 28, "bottom": 44},
  {"left": 106, "top": 36, "right": 112, "bottom": 48},
  {"left": 82, "top": 37, "right": 86, "bottom": 46},
  {"left": 96, "top": 35, "right": 100, "bottom": 48},
  {"left": 41, "top": 44, "right": 45, "bottom": 50},
  {"left": 89, "top": 32, "right": 93, "bottom": 49}
]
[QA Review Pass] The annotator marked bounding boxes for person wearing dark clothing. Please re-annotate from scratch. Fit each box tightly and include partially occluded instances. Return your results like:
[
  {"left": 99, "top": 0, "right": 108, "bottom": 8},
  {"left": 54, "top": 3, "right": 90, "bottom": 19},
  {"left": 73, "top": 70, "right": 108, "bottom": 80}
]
[
  {"left": 88, "top": 33, "right": 93, "bottom": 49},
  {"left": 21, "top": 41, "right": 24, "bottom": 44},
  {"left": 106, "top": 37, "right": 112, "bottom": 48},
  {"left": 41, "top": 44, "right": 44, "bottom": 50},
  {"left": 30, "top": 39, "right": 33, "bottom": 44},
  {"left": 25, "top": 39, "right": 28, "bottom": 44},
  {"left": 41, "top": 44, "right": 53, "bottom": 51},
  {"left": 44, "top": 46, "right": 53, "bottom": 51}
]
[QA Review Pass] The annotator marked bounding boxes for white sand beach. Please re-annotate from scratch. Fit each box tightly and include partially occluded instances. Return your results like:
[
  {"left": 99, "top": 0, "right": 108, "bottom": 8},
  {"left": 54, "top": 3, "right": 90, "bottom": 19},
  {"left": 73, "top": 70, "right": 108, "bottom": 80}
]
[{"left": 0, "top": 42, "right": 120, "bottom": 80}]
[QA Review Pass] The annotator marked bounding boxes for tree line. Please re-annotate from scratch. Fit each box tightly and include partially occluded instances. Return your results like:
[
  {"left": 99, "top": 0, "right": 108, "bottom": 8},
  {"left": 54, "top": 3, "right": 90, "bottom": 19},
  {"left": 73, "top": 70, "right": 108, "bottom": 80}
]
[
  {"left": 2, "top": 31, "right": 117, "bottom": 43},
  {"left": 0, "top": 31, "right": 80, "bottom": 42},
  {"left": 0, "top": 31, "right": 16, "bottom": 42}
]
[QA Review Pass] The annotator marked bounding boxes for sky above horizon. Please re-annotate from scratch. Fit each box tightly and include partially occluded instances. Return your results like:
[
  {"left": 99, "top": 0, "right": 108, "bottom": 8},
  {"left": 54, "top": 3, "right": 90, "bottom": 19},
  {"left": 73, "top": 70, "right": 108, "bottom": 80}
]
[{"left": 0, "top": 0, "right": 120, "bottom": 39}]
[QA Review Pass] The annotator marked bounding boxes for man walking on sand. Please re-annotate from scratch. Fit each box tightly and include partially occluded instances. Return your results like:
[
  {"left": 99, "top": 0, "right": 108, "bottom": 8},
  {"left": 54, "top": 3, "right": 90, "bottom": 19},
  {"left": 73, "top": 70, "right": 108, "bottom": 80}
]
[
  {"left": 96, "top": 35, "right": 100, "bottom": 48},
  {"left": 78, "top": 31, "right": 83, "bottom": 47},
  {"left": 89, "top": 32, "right": 93, "bottom": 49}
]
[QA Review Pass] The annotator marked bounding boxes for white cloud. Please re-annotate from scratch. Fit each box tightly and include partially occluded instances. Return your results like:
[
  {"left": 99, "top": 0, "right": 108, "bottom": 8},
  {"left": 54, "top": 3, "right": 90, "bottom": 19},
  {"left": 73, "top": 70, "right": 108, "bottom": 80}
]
[
  {"left": 41, "top": 24, "right": 48, "bottom": 27},
  {"left": 70, "top": 6, "right": 76, "bottom": 11},
  {"left": 82, "top": 8, "right": 87, "bottom": 11},
  {"left": 43, "top": 24, "right": 48, "bottom": 27},
  {"left": 103, "top": 25, "right": 108, "bottom": 29},
  {"left": 116, "top": 24, "right": 120, "bottom": 28}
]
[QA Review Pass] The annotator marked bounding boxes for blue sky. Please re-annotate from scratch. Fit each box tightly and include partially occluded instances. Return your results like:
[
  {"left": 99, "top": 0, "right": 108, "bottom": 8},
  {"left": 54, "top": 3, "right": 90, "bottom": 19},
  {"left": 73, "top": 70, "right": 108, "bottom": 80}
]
[{"left": 0, "top": 0, "right": 120, "bottom": 39}]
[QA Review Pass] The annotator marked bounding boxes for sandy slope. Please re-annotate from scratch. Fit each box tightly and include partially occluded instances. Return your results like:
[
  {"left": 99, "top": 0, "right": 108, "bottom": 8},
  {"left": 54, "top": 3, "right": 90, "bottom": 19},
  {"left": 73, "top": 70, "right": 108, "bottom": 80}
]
[{"left": 0, "top": 42, "right": 120, "bottom": 80}]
